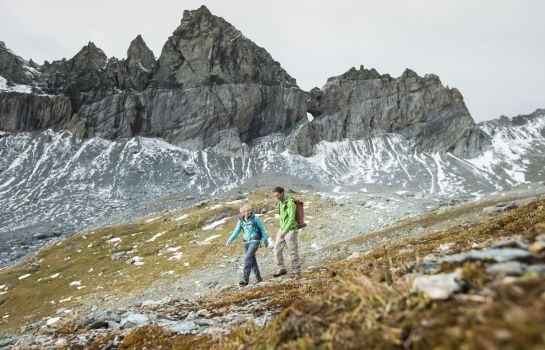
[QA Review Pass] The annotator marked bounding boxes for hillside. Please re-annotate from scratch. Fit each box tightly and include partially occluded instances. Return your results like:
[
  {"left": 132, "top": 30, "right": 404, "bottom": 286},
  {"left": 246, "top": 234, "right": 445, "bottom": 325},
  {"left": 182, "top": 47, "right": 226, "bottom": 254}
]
[{"left": 1, "top": 186, "right": 545, "bottom": 348}]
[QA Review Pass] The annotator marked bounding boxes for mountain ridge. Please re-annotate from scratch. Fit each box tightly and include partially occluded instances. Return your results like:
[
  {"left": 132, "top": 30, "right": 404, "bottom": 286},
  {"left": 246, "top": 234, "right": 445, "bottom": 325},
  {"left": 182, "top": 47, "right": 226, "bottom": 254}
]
[{"left": 0, "top": 5, "right": 494, "bottom": 158}]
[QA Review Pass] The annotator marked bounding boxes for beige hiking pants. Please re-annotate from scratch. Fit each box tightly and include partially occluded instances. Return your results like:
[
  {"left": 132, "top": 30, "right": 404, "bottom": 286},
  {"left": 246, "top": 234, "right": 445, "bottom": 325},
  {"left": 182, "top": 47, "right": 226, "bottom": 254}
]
[{"left": 274, "top": 229, "right": 300, "bottom": 273}]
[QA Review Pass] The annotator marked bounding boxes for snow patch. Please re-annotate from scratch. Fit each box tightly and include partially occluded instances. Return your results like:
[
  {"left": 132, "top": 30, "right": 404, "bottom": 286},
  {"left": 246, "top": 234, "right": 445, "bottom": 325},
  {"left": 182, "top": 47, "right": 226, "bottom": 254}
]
[
  {"left": 168, "top": 252, "right": 183, "bottom": 261},
  {"left": 200, "top": 234, "right": 222, "bottom": 245},
  {"left": 174, "top": 214, "right": 188, "bottom": 221},
  {"left": 146, "top": 231, "right": 166, "bottom": 242},
  {"left": 202, "top": 218, "right": 229, "bottom": 230},
  {"left": 145, "top": 216, "right": 161, "bottom": 223}
]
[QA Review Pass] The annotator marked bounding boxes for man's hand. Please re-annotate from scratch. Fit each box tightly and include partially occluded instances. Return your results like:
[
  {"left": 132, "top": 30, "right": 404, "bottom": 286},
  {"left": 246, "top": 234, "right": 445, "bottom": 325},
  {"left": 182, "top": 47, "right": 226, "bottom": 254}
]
[
  {"left": 279, "top": 232, "right": 286, "bottom": 239},
  {"left": 264, "top": 243, "right": 269, "bottom": 248}
]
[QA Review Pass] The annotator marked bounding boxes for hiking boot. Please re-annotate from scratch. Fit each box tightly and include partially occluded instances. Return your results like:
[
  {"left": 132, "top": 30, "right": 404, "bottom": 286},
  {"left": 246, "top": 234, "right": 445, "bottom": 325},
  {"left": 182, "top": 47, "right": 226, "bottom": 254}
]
[
  {"left": 256, "top": 277, "right": 263, "bottom": 284},
  {"left": 238, "top": 280, "right": 248, "bottom": 287},
  {"left": 272, "top": 269, "right": 287, "bottom": 277}
]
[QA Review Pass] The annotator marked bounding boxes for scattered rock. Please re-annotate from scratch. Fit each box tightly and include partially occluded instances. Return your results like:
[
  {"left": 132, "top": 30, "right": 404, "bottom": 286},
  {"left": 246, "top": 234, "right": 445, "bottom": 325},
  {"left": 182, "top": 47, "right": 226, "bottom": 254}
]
[
  {"left": 201, "top": 327, "right": 229, "bottom": 335},
  {"left": 120, "top": 313, "right": 150, "bottom": 329},
  {"left": 491, "top": 238, "right": 529, "bottom": 250},
  {"left": 412, "top": 270, "right": 463, "bottom": 300},
  {"left": 442, "top": 248, "right": 531, "bottom": 264},
  {"left": 111, "top": 251, "right": 127, "bottom": 261},
  {"left": 126, "top": 256, "right": 144, "bottom": 265},
  {"left": 141, "top": 298, "right": 171, "bottom": 307},
  {"left": 0, "top": 337, "right": 17, "bottom": 347},
  {"left": 486, "top": 261, "right": 528, "bottom": 276},
  {"left": 196, "top": 309, "right": 209, "bottom": 317},
  {"left": 194, "top": 318, "right": 215, "bottom": 326},
  {"left": 167, "top": 321, "right": 197, "bottom": 334},
  {"left": 87, "top": 320, "right": 109, "bottom": 330},
  {"left": 46, "top": 317, "right": 61, "bottom": 326},
  {"left": 185, "top": 311, "right": 197, "bottom": 321}
]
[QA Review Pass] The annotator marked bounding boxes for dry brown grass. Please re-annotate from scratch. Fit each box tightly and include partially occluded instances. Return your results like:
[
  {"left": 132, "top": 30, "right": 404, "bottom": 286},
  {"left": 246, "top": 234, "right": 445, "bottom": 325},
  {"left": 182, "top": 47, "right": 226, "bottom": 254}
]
[{"left": 209, "top": 198, "right": 545, "bottom": 349}]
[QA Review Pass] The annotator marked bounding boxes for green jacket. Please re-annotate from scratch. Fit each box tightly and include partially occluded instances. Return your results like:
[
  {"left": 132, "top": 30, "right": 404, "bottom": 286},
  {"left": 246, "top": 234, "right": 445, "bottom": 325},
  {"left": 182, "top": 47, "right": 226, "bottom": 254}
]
[{"left": 278, "top": 196, "right": 298, "bottom": 232}]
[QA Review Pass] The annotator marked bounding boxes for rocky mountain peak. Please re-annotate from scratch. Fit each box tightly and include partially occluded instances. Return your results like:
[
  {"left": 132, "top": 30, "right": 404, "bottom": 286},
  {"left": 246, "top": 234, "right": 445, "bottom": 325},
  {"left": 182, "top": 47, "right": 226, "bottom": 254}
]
[
  {"left": 180, "top": 5, "right": 213, "bottom": 25},
  {"left": 127, "top": 35, "right": 155, "bottom": 69},
  {"left": 0, "top": 41, "right": 37, "bottom": 85},
  {"left": 401, "top": 68, "right": 419, "bottom": 79},
  {"left": 328, "top": 65, "right": 385, "bottom": 82},
  {"left": 70, "top": 41, "right": 107, "bottom": 70},
  {"left": 117, "top": 35, "right": 157, "bottom": 90},
  {"left": 152, "top": 6, "right": 297, "bottom": 88}
]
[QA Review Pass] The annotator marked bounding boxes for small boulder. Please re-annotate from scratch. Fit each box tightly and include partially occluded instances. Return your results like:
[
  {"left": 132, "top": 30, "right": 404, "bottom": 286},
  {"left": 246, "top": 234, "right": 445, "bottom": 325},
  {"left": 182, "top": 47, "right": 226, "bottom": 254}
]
[
  {"left": 111, "top": 251, "right": 127, "bottom": 261},
  {"left": 185, "top": 311, "right": 197, "bottom": 321},
  {"left": 486, "top": 261, "right": 528, "bottom": 276},
  {"left": 120, "top": 313, "right": 150, "bottom": 329},
  {"left": 442, "top": 248, "right": 531, "bottom": 264},
  {"left": 412, "top": 271, "right": 463, "bottom": 300},
  {"left": 167, "top": 321, "right": 197, "bottom": 334}
]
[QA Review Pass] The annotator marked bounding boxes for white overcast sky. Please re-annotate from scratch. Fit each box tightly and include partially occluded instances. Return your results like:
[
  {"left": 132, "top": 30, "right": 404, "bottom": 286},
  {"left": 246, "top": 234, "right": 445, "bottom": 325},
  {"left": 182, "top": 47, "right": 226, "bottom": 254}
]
[{"left": 1, "top": 0, "right": 543, "bottom": 122}]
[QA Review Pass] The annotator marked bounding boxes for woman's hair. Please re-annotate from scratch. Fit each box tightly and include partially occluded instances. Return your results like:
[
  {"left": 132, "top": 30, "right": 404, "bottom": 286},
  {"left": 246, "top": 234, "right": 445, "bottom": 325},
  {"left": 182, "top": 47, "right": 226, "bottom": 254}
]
[{"left": 240, "top": 204, "right": 252, "bottom": 214}]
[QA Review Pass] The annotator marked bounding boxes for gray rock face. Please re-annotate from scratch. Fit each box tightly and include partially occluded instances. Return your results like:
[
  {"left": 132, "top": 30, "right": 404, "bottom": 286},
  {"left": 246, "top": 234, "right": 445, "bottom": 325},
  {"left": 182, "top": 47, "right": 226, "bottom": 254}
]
[
  {"left": 0, "top": 41, "right": 39, "bottom": 86},
  {"left": 116, "top": 35, "right": 157, "bottom": 91},
  {"left": 0, "top": 6, "right": 307, "bottom": 152},
  {"left": 151, "top": 5, "right": 297, "bottom": 89},
  {"left": 0, "top": 6, "right": 500, "bottom": 157},
  {"left": 0, "top": 92, "right": 73, "bottom": 131},
  {"left": 41, "top": 42, "right": 113, "bottom": 96},
  {"left": 292, "top": 66, "right": 485, "bottom": 157}
]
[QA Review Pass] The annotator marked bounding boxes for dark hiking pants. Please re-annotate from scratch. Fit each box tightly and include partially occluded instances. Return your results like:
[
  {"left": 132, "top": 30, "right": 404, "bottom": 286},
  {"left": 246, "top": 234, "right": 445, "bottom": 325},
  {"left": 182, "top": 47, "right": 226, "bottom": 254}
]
[{"left": 242, "top": 240, "right": 261, "bottom": 283}]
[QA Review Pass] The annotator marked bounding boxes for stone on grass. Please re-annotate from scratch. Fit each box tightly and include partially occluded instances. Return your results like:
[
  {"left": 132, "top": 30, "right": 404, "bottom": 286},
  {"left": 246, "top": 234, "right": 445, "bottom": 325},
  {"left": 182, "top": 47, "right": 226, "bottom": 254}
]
[
  {"left": 442, "top": 248, "right": 531, "bottom": 264},
  {"left": 486, "top": 261, "right": 528, "bottom": 276},
  {"left": 412, "top": 271, "right": 463, "bottom": 300},
  {"left": 167, "top": 321, "right": 197, "bottom": 334},
  {"left": 46, "top": 317, "right": 61, "bottom": 326},
  {"left": 184, "top": 311, "right": 197, "bottom": 321},
  {"left": 111, "top": 251, "right": 127, "bottom": 261},
  {"left": 141, "top": 297, "right": 171, "bottom": 307},
  {"left": 120, "top": 313, "right": 150, "bottom": 328},
  {"left": 201, "top": 327, "right": 229, "bottom": 335}
]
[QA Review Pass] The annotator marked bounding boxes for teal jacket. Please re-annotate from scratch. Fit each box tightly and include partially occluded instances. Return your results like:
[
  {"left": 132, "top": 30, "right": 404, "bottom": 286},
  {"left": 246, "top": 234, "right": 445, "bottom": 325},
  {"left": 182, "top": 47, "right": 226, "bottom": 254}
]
[
  {"left": 278, "top": 196, "right": 298, "bottom": 232},
  {"left": 228, "top": 214, "right": 269, "bottom": 244}
]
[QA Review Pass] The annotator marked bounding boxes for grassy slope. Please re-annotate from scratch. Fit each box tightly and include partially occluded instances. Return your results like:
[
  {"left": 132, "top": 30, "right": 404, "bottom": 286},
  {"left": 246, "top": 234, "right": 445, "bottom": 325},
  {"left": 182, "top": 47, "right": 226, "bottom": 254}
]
[
  {"left": 115, "top": 198, "right": 545, "bottom": 349},
  {"left": 0, "top": 191, "right": 307, "bottom": 335}
]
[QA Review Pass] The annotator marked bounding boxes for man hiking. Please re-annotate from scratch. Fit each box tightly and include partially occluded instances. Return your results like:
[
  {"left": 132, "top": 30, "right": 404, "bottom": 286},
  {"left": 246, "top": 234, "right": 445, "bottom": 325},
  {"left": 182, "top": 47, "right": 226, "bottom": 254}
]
[{"left": 272, "top": 186, "right": 301, "bottom": 277}]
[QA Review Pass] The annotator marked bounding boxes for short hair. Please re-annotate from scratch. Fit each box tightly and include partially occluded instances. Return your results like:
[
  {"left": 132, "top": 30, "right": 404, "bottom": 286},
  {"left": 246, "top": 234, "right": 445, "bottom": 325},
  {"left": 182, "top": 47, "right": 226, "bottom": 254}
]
[
  {"left": 240, "top": 204, "right": 252, "bottom": 214},
  {"left": 273, "top": 186, "right": 284, "bottom": 193}
]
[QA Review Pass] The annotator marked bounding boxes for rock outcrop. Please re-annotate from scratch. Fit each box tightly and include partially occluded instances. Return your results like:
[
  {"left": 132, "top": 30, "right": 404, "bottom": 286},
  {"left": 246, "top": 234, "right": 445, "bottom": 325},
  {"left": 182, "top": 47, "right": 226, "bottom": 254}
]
[
  {"left": 151, "top": 6, "right": 296, "bottom": 89},
  {"left": 0, "top": 41, "right": 41, "bottom": 88},
  {"left": 116, "top": 35, "right": 157, "bottom": 91},
  {"left": 1, "top": 5, "right": 487, "bottom": 157},
  {"left": 290, "top": 66, "right": 484, "bottom": 157}
]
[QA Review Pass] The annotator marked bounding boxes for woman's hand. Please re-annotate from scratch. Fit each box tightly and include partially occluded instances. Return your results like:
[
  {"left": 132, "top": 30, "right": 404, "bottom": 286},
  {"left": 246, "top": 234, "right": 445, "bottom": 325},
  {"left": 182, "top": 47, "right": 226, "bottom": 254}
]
[
  {"left": 264, "top": 243, "right": 269, "bottom": 248},
  {"left": 225, "top": 242, "right": 229, "bottom": 247}
]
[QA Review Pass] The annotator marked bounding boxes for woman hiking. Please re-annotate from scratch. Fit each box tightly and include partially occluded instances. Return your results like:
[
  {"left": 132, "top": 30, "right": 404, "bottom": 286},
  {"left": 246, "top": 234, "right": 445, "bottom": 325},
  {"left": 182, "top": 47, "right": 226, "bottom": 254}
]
[{"left": 225, "top": 204, "right": 269, "bottom": 286}]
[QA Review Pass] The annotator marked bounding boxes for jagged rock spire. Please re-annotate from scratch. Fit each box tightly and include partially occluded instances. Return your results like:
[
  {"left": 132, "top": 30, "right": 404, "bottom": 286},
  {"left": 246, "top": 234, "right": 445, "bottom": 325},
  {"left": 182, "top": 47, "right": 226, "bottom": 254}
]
[{"left": 152, "top": 5, "right": 297, "bottom": 88}]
